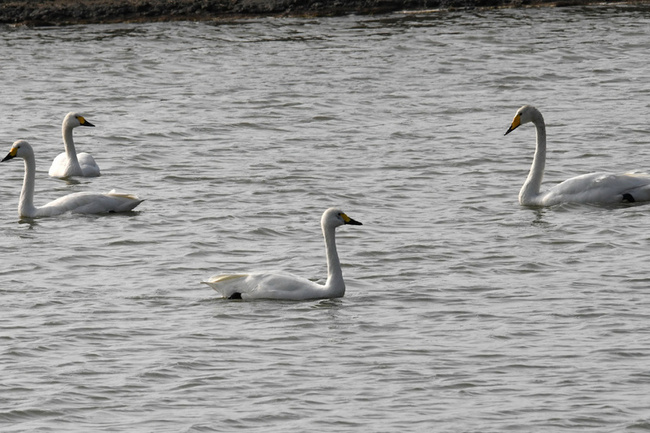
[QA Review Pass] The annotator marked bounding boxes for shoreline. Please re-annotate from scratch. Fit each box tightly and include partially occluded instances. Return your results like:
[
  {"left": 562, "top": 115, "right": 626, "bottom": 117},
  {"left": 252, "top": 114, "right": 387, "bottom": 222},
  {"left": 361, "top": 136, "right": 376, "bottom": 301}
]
[{"left": 0, "top": 0, "right": 647, "bottom": 26}]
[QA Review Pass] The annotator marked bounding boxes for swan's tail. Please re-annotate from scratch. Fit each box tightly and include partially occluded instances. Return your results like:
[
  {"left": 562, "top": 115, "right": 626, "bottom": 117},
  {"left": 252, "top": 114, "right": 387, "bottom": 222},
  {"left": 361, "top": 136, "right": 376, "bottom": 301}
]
[
  {"left": 107, "top": 189, "right": 142, "bottom": 201},
  {"left": 201, "top": 274, "right": 249, "bottom": 299},
  {"left": 107, "top": 189, "right": 144, "bottom": 211},
  {"left": 623, "top": 184, "right": 650, "bottom": 203}
]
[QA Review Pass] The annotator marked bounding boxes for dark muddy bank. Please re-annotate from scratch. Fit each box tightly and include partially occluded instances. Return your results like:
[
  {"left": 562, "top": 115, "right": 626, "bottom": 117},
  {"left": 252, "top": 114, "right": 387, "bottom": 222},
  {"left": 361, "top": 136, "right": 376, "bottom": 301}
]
[{"left": 0, "top": 0, "right": 643, "bottom": 26}]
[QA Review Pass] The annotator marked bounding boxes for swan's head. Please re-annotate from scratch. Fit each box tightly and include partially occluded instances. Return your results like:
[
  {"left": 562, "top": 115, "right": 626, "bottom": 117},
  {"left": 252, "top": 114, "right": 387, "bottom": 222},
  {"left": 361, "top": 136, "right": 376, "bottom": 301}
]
[
  {"left": 504, "top": 105, "right": 540, "bottom": 135},
  {"left": 64, "top": 112, "right": 95, "bottom": 129},
  {"left": 322, "top": 207, "right": 363, "bottom": 229},
  {"left": 1, "top": 140, "right": 33, "bottom": 163}
]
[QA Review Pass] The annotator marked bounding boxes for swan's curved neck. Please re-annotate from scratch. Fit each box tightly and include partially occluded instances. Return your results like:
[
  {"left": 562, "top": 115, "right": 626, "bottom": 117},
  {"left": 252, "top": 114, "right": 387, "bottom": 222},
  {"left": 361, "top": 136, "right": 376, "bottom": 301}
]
[
  {"left": 519, "top": 111, "right": 547, "bottom": 205},
  {"left": 62, "top": 124, "right": 79, "bottom": 164},
  {"left": 323, "top": 224, "right": 345, "bottom": 297},
  {"left": 19, "top": 154, "right": 38, "bottom": 218}
]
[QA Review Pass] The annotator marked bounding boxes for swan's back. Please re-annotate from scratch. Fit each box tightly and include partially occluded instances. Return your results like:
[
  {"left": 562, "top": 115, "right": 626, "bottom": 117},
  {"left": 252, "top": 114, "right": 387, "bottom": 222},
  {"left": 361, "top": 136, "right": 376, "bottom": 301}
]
[
  {"left": 202, "top": 272, "right": 328, "bottom": 301},
  {"left": 540, "top": 172, "right": 650, "bottom": 206},
  {"left": 78, "top": 152, "right": 100, "bottom": 177},
  {"left": 37, "top": 190, "right": 143, "bottom": 217}
]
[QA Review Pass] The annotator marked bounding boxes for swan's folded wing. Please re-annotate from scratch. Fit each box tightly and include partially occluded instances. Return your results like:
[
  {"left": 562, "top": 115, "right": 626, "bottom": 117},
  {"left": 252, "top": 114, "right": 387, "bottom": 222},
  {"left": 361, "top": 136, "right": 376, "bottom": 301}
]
[
  {"left": 202, "top": 272, "right": 325, "bottom": 300},
  {"left": 547, "top": 172, "right": 650, "bottom": 204},
  {"left": 40, "top": 191, "right": 142, "bottom": 215},
  {"left": 78, "top": 152, "right": 100, "bottom": 177}
]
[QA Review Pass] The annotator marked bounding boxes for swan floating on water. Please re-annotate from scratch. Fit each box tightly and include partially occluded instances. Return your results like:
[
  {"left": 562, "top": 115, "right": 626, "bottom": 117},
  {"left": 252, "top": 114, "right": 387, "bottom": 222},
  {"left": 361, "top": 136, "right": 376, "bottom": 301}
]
[
  {"left": 202, "top": 207, "right": 362, "bottom": 301},
  {"left": 505, "top": 105, "right": 650, "bottom": 206},
  {"left": 49, "top": 112, "right": 100, "bottom": 178},
  {"left": 2, "top": 140, "right": 142, "bottom": 218}
]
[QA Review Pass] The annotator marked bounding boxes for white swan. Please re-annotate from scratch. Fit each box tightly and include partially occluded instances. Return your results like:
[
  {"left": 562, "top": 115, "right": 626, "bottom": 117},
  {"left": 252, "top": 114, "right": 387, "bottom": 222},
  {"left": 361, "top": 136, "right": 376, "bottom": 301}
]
[
  {"left": 505, "top": 105, "right": 650, "bottom": 206},
  {"left": 2, "top": 140, "right": 143, "bottom": 218},
  {"left": 202, "top": 208, "right": 362, "bottom": 301},
  {"left": 48, "top": 112, "right": 100, "bottom": 178}
]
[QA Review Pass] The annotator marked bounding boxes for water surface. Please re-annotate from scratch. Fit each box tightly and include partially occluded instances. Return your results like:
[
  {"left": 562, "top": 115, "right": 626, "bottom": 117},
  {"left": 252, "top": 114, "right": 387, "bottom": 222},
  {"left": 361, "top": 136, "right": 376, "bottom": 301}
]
[{"left": 1, "top": 6, "right": 650, "bottom": 432}]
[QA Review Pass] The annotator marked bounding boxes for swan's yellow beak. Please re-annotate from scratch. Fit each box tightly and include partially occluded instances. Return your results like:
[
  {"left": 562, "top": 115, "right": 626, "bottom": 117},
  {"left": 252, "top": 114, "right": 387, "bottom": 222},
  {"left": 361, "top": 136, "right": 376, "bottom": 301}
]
[
  {"left": 77, "top": 116, "right": 95, "bottom": 127},
  {"left": 504, "top": 114, "right": 521, "bottom": 136},
  {"left": 1, "top": 147, "right": 17, "bottom": 162},
  {"left": 342, "top": 213, "right": 362, "bottom": 226}
]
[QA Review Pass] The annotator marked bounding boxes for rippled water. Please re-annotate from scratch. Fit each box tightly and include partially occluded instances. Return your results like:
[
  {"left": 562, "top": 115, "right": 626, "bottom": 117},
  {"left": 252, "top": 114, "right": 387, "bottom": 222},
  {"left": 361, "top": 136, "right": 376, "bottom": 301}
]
[{"left": 2, "top": 5, "right": 650, "bottom": 431}]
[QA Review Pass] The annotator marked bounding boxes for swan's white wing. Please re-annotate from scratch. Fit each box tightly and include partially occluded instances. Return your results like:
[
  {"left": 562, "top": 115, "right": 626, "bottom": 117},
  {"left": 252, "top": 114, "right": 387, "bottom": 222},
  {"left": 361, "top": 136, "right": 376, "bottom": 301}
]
[
  {"left": 543, "top": 172, "right": 650, "bottom": 205},
  {"left": 78, "top": 152, "right": 100, "bottom": 177},
  {"left": 202, "top": 272, "right": 326, "bottom": 301},
  {"left": 37, "top": 191, "right": 143, "bottom": 216}
]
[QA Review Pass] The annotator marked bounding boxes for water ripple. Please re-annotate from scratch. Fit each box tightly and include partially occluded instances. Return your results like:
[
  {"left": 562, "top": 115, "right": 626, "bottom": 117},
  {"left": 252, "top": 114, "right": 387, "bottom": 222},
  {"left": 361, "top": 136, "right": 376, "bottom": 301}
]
[{"left": 2, "top": 6, "right": 650, "bottom": 432}]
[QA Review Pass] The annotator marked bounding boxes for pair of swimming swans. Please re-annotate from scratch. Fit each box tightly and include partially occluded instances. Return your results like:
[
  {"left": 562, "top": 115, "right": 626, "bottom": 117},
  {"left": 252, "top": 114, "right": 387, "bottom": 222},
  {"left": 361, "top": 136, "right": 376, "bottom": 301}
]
[
  {"left": 204, "top": 105, "right": 649, "bottom": 302},
  {"left": 2, "top": 113, "right": 142, "bottom": 218},
  {"left": 506, "top": 105, "right": 650, "bottom": 206}
]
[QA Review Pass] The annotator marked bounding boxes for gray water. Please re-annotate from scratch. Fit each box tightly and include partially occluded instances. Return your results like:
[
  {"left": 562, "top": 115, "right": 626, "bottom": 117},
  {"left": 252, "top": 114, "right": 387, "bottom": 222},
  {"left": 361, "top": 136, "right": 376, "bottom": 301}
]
[{"left": 2, "top": 5, "right": 650, "bottom": 432}]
